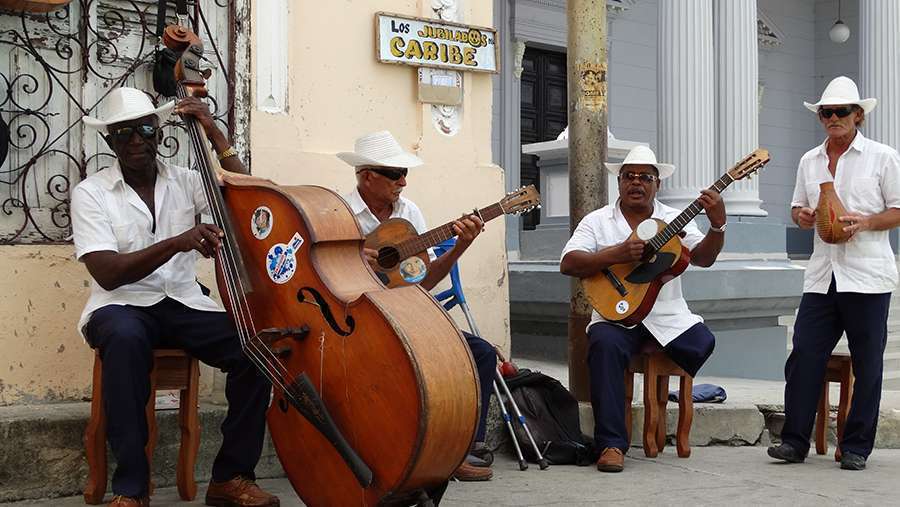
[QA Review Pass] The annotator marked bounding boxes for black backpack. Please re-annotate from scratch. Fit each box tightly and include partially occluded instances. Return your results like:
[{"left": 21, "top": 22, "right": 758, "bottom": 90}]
[{"left": 504, "top": 368, "right": 596, "bottom": 466}]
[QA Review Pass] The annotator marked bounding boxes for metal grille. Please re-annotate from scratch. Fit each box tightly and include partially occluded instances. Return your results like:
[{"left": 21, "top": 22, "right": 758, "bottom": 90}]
[{"left": 0, "top": 0, "right": 234, "bottom": 244}]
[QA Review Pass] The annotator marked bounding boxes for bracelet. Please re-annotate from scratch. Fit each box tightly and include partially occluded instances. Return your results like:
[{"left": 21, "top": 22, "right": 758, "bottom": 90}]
[{"left": 218, "top": 146, "right": 238, "bottom": 161}]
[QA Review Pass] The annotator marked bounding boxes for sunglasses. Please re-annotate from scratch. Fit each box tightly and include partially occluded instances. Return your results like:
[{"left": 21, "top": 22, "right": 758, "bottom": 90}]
[
  {"left": 818, "top": 106, "right": 855, "bottom": 119},
  {"left": 108, "top": 124, "right": 159, "bottom": 142},
  {"left": 362, "top": 167, "right": 408, "bottom": 181},
  {"left": 618, "top": 171, "right": 658, "bottom": 184}
]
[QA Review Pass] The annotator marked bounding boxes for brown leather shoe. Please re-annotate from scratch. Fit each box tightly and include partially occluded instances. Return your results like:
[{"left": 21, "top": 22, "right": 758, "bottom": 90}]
[
  {"left": 597, "top": 447, "right": 625, "bottom": 473},
  {"left": 205, "top": 476, "right": 280, "bottom": 507},
  {"left": 108, "top": 496, "right": 149, "bottom": 507},
  {"left": 452, "top": 461, "right": 493, "bottom": 481}
]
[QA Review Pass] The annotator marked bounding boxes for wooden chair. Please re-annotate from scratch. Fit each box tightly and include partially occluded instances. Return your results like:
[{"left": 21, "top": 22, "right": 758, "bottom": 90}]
[
  {"left": 625, "top": 344, "right": 694, "bottom": 458},
  {"left": 815, "top": 353, "right": 854, "bottom": 462},
  {"left": 84, "top": 349, "right": 201, "bottom": 504}
]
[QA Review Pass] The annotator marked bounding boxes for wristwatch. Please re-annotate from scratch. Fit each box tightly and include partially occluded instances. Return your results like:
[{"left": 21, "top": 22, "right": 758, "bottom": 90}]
[{"left": 709, "top": 222, "right": 727, "bottom": 233}]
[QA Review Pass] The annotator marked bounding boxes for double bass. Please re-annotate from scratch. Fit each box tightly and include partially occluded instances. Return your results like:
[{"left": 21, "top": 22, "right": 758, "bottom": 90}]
[{"left": 163, "top": 24, "right": 479, "bottom": 506}]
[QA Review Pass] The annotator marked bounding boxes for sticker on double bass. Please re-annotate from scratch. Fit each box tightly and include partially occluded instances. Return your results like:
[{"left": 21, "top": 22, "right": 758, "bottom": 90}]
[
  {"left": 399, "top": 256, "right": 427, "bottom": 284},
  {"left": 266, "top": 232, "right": 304, "bottom": 284},
  {"left": 251, "top": 206, "right": 273, "bottom": 240}
]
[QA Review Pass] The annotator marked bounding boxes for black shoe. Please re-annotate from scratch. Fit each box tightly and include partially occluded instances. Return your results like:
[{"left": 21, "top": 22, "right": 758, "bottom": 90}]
[
  {"left": 767, "top": 443, "right": 806, "bottom": 463},
  {"left": 470, "top": 443, "right": 494, "bottom": 466},
  {"left": 840, "top": 452, "right": 867, "bottom": 470},
  {"left": 465, "top": 453, "right": 490, "bottom": 468}
]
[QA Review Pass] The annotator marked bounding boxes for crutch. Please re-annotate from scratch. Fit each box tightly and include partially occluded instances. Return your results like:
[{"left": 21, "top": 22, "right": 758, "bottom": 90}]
[
  {"left": 493, "top": 349, "right": 549, "bottom": 470},
  {"left": 453, "top": 284, "right": 549, "bottom": 471},
  {"left": 432, "top": 239, "right": 547, "bottom": 470}
]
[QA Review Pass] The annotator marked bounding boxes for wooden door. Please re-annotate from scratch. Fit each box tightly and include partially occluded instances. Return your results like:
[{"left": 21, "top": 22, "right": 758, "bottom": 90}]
[{"left": 520, "top": 47, "right": 567, "bottom": 229}]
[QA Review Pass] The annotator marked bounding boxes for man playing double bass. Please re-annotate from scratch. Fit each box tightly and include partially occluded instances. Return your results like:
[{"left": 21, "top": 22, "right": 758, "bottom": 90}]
[
  {"left": 72, "top": 87, "right": 278, "bottom": 507},
  {"left": 559, "top": 145, "right": 725, "bottom": 472},
  {"left": 337, "top": 130, "right": 496, "bottom": 482}
]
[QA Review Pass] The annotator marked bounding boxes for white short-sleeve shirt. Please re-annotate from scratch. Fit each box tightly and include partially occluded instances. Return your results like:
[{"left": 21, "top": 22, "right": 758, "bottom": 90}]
[
  {"left": 561, "top": 200, "right": 706, "bottom": 346},
  {"left": 71, "top": 159, "right": 222, "bottom": 337},
  {"left": 343, "top": 187, "right": 436, "bottom": 260},
  {"left": 790, "top": 132, "right": 900, "bottom": 294}
]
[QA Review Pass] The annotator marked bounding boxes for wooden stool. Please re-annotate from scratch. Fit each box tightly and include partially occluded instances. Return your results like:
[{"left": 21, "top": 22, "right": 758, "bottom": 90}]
[
  {"left": 815, "top": 353, "right": 854, "bottom": 462},
  {"left": 625, "top": 346, "right": 694, "bottom": 458},
  {"left": 84, "top": 349, "right": 201, "bottom": 504}
]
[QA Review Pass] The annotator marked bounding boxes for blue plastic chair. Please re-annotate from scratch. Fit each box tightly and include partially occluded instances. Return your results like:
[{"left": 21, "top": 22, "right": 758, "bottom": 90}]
[{"left": 432, "top": 237, "right": 480, "bottom": 335}]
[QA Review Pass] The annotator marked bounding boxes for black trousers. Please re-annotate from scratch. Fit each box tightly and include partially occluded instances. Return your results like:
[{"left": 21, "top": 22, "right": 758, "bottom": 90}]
[
  {"left": 462, "top": 331, "right": 497, "bottom": 443},
  {"left": 781, "top": 278, "right": 890, "bottom": 458},
  {"left": 85, "top": 298, "right": 271, "bottom": 498},
  {"left": 587, "top": 322, "right": 715, "bottom": 452}
]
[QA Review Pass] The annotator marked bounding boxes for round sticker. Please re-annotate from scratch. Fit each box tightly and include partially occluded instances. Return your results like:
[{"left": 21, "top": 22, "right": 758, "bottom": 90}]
[
  {"left": 615, "top": 300, "right": 630, "bottom": 315},
  {"left": 636, "top": 219, "right": 657, "bottom": 241},
  {"left": 266, "top": 232, "right": 304, "bottom": 284},
  {"left": 251, "top": 206, "right": 273, "bottom": 240},
  {"left": 398, "top": 256, "right": 428, "bottom": 284}
]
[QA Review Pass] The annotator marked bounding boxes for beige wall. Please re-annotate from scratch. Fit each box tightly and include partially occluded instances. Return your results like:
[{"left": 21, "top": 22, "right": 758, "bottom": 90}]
[
  {"left": 249, "top": 2, "right": 510, "bottom": 350},
  {"left": 0, "top": 246, "right": 217, "bottom": 405}
]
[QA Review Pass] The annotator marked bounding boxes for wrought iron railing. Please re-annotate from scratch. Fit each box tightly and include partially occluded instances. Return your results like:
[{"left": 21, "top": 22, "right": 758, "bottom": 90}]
[{"left": 0, "top": 0, "right": 234, "bottom": 244}]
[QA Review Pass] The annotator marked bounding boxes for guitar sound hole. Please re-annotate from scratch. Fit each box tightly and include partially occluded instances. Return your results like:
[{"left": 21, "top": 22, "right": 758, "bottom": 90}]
[{"left": 377, "top": 246, "right": 400, "bottom": 269}]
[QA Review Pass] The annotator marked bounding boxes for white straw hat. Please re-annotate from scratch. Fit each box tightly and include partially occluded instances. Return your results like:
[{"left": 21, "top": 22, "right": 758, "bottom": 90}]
[
  {"left": 605, "top": 145, "right": 675, "bottom": 180},
  {"left": 804, "top": 76, "right": 877, "bottom": 114},
  {"left": 336, "top": 131, "right": 424, "bottom": 168},
  {"left": 82, "top": 87, "right": 174, "bottom": 134}
]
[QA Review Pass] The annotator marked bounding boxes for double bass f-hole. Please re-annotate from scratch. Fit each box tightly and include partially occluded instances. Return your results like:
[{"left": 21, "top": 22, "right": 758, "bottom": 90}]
[{"left": 296, "top": 287, "right": 356, "bottom": 336}]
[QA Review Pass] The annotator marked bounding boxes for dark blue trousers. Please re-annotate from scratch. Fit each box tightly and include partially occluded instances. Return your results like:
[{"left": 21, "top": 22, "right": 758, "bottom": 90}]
[
  {"left": 462, "top": 331, "right": 497, "bottom": 443},
  {"left": 587, "top": 322, "right": 715, "bottom": 452},
  {"left": 85, "top": 298, "right": 272, "bottom": 498},
  {"left": 781, "top": 278, "right": 890, "bottom": 458}
]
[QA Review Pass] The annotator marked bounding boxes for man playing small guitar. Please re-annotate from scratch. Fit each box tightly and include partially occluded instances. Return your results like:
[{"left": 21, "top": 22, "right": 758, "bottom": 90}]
[
  {"left": 559, "top": 145, "right": 725, "bottom": 473},
  {"left": 337, "top": 130, "right": 495, "bottom": 481}
]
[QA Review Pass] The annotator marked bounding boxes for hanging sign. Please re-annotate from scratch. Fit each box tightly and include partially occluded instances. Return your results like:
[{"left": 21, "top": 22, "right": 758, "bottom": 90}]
[{"left": 375, "top": 12, "right": 499, "bottom": 74}]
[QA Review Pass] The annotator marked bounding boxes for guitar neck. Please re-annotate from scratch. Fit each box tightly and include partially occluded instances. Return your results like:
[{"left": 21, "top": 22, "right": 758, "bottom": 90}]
[
  {"left": 397, "top": 202, "right": 505, "bottom": 258},
  {"left": 646, "top": 172, "right": 735, "bottom": 252}
]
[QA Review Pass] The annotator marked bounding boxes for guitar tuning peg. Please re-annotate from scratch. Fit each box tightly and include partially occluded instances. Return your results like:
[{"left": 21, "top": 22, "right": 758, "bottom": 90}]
[{"left": 537, "top": 204, "right": 542, "bottom": 209}]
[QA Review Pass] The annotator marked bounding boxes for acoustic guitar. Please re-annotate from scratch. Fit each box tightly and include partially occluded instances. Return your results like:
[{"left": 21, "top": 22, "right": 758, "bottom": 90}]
[
  {"left": 366, "top": 185, "right": 541, "bottom": 287},
  {"left": 582, "top": 149, "right": 770, "bottom": 326}
]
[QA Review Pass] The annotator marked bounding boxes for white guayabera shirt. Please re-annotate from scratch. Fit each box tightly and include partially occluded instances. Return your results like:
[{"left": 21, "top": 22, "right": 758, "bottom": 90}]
[
  {"left": 71, "top": 159, "right": 222, "bottom": 337},
  {"left": 791, "top": 132, "right": 900, "bottom": 294},
  {"left": 561, "top": 200, "right": 705, "bottom": 347}
]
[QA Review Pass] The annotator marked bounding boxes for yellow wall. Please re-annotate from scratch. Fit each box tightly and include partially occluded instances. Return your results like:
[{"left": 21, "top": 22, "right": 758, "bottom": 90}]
[
  {"left": 249, "top": 2, "right": 510, "bottom": 351},
  {"left": 0, "top": 246, "right": 217, "bottom": 405}
]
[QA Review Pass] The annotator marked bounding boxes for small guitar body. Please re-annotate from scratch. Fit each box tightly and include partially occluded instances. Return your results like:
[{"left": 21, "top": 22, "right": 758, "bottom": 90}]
[
  {"left": 364, "top": 185, "right": 541, "bottom": 288},
  {"left": 583, "top": 219, "right": 691, "bottom": 326},
  {"left": 365, "top": 217, "right": 431, "bottom": 287}
]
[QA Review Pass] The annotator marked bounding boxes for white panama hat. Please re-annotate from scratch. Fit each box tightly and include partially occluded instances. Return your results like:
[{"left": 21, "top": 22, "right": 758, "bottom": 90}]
[
  {"left": 804, "top": 76, "right": 877, "bottom": 114},
  {"left": 336, "top": 130, "right": 424, "bottom": 169},
  {"left": 82, "top": 87, "right": 174, "bottom": 134},
  {"left": 604, "top": 145, "right": 675, "bottom": 180}
]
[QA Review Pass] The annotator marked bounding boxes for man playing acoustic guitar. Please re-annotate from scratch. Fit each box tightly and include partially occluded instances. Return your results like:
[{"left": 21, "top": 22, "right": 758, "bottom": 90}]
[
  {"left": 337, "top": 130, "right": 495, "bottom": 481},
  {"left": 559, "top": 145, "right": 726, "bottom": 473}
]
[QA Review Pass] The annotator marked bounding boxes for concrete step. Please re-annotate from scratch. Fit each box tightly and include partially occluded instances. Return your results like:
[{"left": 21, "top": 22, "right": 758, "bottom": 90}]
[{"left": 884, "top": 370, "right": 900, "bottom": 390}]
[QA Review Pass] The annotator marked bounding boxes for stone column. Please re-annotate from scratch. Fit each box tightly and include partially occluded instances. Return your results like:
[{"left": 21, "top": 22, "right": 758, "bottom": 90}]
[
  {"left": 658, "top": 0, "right": 715, "bottom": 210},
  {"left": 715, "top": 0, "right": 766, "bottom": 216},
  {"left": 860, "top": 0, "right": 900, "bottom": 151}
]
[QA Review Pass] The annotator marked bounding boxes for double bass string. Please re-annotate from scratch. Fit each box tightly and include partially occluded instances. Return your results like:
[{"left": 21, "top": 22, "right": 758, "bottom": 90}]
[{"left": 177, "top": 86, "right": 295, "bottom": 395}]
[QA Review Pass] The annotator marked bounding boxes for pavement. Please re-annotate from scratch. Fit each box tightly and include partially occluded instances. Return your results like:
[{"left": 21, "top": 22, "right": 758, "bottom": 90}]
[{"left": 7, "top": 447, "right": 900, "bottom": 506}]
